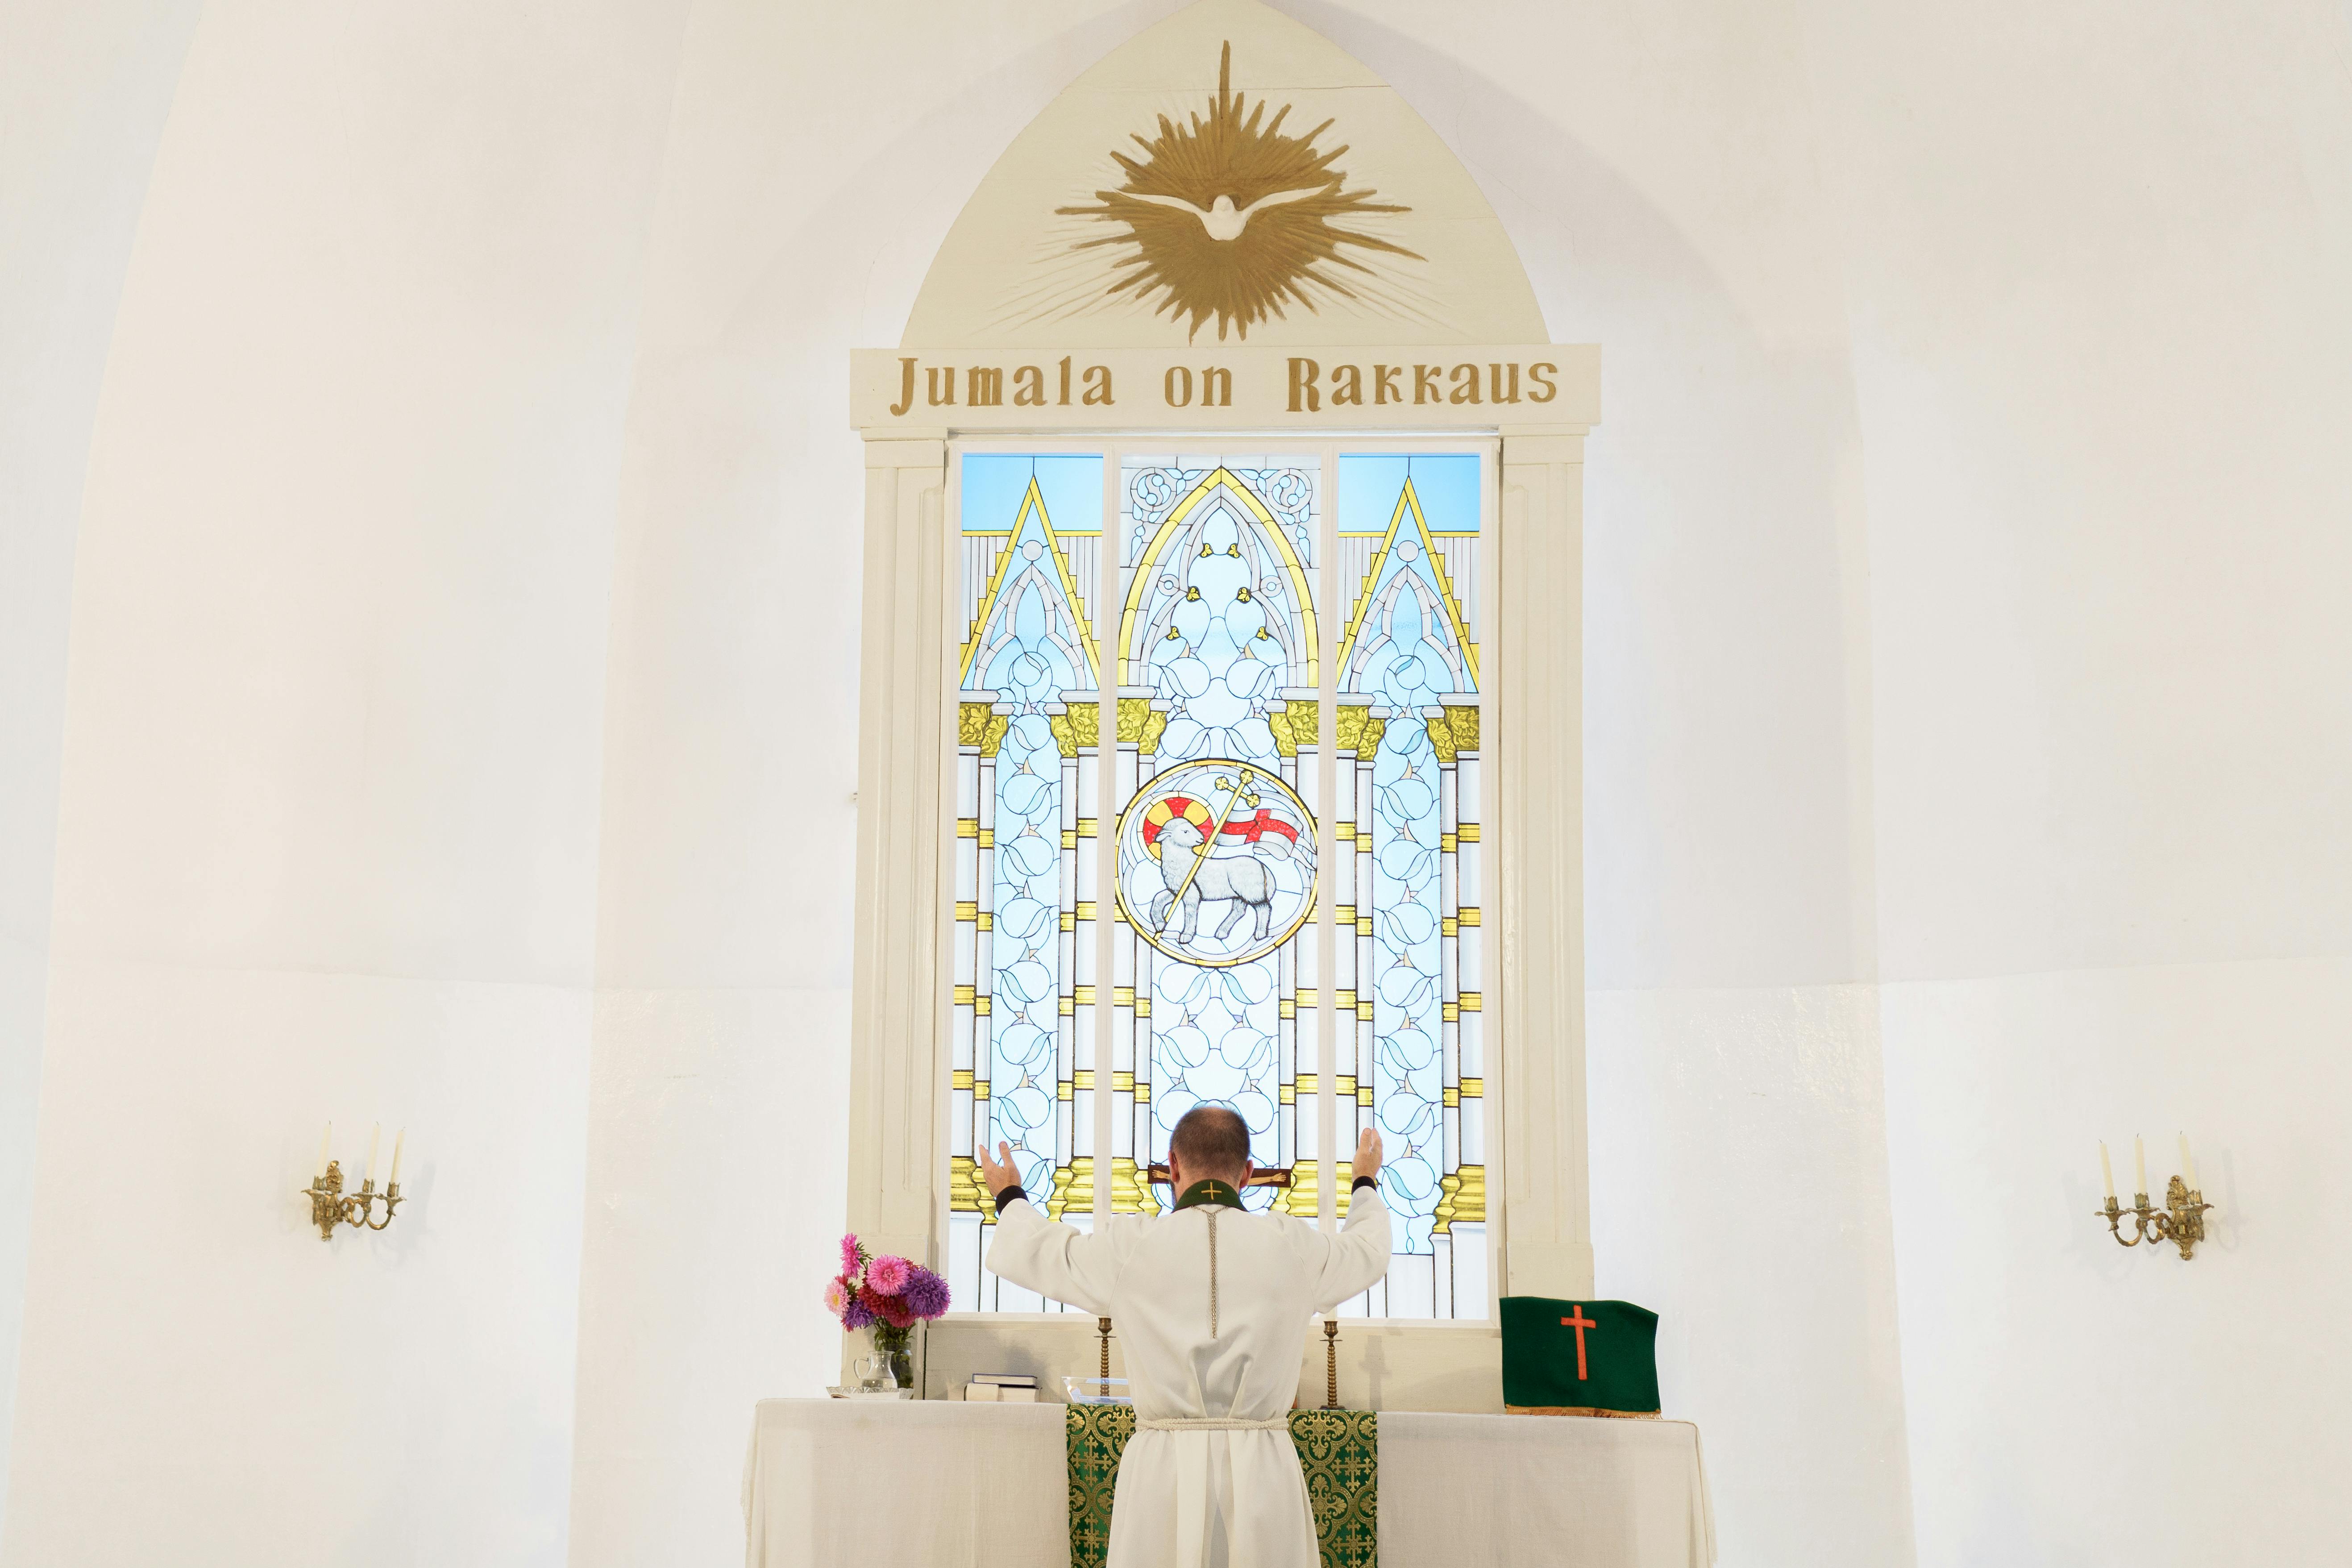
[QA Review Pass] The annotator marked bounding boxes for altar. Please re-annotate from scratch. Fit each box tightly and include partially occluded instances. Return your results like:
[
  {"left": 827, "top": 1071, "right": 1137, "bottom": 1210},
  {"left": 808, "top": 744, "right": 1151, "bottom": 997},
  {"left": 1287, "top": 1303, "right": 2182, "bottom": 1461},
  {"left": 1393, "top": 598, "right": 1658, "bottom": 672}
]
[{"left": 742, "top": 1399, "right": 1716, "bottom": 1568}]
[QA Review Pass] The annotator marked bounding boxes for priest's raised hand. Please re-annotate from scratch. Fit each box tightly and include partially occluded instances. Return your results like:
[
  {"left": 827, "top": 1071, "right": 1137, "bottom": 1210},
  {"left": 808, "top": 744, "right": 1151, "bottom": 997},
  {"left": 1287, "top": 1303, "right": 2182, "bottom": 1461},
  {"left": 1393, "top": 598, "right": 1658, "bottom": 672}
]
[{"left": 984, "top": 1107, "right": 1392, "bottom": 1568}]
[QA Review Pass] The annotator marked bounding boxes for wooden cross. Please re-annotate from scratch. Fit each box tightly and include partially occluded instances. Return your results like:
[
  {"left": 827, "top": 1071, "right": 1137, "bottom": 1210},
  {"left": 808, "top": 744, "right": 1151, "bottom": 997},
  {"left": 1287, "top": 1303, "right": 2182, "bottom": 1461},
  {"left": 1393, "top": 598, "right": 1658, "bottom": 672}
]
[{"left": 1561, "top": 1305, "right": 1597, "bottom": 1381}]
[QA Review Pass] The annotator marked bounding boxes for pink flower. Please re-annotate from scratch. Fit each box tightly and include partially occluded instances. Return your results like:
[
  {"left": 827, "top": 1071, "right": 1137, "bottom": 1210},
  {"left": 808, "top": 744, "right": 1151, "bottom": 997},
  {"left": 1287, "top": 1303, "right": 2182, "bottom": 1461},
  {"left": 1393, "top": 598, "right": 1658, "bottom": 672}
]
[
  {"left": 865, "top": 1255, "right": 911, "bottom": 1294},
  {"left": 821, "top": 1276, "right": 850, "bottom": 1321},
  {"left": 839, "top": 1234, "right": 864, "bottom": 1277}
]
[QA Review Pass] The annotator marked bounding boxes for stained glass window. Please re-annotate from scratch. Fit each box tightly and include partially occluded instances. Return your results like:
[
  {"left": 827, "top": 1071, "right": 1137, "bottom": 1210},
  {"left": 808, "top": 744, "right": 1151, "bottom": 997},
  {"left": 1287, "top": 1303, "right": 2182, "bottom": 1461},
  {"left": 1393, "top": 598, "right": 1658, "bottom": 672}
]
[{"left": 947, "top": 448, "right": 1487, "bottom": 1319}]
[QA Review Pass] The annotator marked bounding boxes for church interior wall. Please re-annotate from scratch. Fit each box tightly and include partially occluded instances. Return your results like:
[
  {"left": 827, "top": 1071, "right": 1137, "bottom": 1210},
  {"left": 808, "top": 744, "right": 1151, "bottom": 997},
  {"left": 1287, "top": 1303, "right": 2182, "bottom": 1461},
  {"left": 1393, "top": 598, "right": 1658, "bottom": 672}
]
[
  {"left": 1, "top": 1, "right": 2345, "bottom": 1566},
  {"left": 0, "top": 0, "right": 688, "bottom": 1562},
  {"left": 0, "top": 0, "right": 207, "bottom": 1528},
  {"left": 1813, "top": 3, "right": 2352, "bottom": 1562}
]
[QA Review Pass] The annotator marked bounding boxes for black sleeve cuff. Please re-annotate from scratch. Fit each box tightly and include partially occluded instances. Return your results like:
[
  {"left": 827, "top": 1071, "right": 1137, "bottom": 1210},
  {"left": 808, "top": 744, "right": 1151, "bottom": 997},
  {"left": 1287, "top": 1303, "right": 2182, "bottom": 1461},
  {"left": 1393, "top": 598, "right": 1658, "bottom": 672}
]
[
  {"left": 1351, "top": 1175, "right": 1379, "bottom": 1193},
  {"left": 993, "top": 1184, "right": 1028, "bottom": 1210}
]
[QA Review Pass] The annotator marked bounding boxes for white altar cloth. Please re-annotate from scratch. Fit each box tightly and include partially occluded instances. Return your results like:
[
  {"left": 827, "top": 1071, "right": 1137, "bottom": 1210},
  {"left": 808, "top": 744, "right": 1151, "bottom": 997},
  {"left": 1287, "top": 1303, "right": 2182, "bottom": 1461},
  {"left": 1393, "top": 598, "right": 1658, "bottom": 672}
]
[{"left": 743, "top": 1398, "right": 1715, "bottom": 1568}]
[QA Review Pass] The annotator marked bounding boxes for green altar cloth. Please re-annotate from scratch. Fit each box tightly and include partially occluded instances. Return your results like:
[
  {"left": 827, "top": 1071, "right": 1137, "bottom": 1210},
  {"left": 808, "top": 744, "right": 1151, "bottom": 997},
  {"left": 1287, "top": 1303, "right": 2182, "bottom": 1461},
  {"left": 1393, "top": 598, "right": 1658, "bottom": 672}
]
[{"left": 1066, "top": 1404, "right": 1378, "bottom": 1568}]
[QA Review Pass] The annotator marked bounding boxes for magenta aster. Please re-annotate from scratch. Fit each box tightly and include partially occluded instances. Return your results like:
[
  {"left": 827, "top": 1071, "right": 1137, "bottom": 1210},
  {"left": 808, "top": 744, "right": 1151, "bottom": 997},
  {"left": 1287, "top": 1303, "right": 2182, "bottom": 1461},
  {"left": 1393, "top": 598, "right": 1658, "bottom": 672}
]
[
  {"left": 838, "top": 1234, "right": 864, "bottom": 1277},
  {"left": 865, "top": 1255, "right": 911, "bottom": 1294}
]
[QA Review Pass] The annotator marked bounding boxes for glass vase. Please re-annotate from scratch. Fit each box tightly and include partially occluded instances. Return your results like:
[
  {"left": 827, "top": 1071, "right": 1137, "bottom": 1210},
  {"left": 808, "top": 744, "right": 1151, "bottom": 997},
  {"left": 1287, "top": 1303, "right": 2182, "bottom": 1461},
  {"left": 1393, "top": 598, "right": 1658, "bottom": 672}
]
[{"left": 870, "top": 1323, "right": 914, "bottom": 1391}]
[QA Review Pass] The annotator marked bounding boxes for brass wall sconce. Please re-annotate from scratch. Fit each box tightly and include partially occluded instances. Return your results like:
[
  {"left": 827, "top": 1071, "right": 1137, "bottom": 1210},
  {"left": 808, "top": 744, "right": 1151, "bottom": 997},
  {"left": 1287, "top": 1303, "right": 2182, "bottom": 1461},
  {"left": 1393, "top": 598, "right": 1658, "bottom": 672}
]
[
  {"left": 2097, "top": 1133, "right": 2212, "bottom": 1260},
  {"left": 303, "top": 1121, "right": 407, "bottom": 1240}
]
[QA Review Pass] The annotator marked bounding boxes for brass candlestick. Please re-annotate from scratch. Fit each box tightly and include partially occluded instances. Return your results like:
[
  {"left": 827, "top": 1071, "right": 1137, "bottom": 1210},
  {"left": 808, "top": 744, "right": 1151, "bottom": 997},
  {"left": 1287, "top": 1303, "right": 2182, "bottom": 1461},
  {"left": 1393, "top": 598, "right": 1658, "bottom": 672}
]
[
  {"left": 1322, "top": 1318, "right": 1339, "bottom": 1409},
  {"left": 2099, "top": 1175, "right": 2212, "bottom": 1260},
  {"left": 303, "top": 1160, "right": 403, "bottom": 1240},
  {"left": 1098, "top": 1315, "right": 1113, "bottom": 1397}
]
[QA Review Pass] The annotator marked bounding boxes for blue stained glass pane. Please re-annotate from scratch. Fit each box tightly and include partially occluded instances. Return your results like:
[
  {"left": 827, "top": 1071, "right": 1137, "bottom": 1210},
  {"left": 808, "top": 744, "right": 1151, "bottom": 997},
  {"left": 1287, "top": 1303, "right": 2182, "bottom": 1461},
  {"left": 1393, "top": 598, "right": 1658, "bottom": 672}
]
[
  {"left": 964, "top": 454, "right": 1103, "bottom": 535},
  {"left": 1335, "top": 453, "right": 1486, "bottom": 1319},
  {"left": 1336, "top": 453, "right": 1479, "bottom": 536},
  {"left": 950, "top": 453, "right": 1105, "bottom": 1312}
]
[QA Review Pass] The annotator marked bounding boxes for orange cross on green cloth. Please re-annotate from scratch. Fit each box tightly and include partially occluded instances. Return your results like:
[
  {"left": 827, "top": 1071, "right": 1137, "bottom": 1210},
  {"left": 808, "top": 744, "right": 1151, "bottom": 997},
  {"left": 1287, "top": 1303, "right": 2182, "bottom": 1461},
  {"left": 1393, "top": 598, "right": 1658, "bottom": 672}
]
[
  {"left": 1561, "top": 1305, "right": 1597, "bottom": 1379},
  {"left": 1500, "top": 1296, "right": 1662, "bottom": 1416}
]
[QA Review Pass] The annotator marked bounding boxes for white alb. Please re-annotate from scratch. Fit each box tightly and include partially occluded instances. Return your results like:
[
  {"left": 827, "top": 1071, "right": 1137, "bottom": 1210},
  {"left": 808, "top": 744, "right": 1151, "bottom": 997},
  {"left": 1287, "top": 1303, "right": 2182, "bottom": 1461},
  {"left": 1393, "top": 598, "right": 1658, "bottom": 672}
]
[{"left": 988, "top": 1183, "right": 1391, "bottom": 1568}]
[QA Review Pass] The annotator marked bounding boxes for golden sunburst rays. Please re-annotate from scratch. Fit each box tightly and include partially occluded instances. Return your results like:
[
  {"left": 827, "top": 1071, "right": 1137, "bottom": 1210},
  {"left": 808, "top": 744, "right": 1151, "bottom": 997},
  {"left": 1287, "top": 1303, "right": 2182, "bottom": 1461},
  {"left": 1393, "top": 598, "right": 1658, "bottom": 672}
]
[{"left": 1054, "top": 42, "right": 1424, "bottom": 342}]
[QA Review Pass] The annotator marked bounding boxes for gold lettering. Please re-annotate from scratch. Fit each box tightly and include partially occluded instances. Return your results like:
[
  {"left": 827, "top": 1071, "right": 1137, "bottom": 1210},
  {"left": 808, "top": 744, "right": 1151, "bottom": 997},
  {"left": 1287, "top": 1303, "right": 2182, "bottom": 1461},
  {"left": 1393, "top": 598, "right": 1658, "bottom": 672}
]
[
  {"left": 1059, "top": 356, "right": 1072, "bottom": 406},
  {"left": 1374, "top": 364, "right": 1402, "bottom": 405},
  {"left": 1331, "top": 364, "right": 1363, "bottom": 406},
  {"left": 1414, "top": 365, "right": 1443, "bottom": 404},
  {"left": 1200, "top": 365, "right": 1231, "bottom": 407},
  {"left": 1013, "top": 365, "right": 1045, "bottom": 406},
  {"left": 1529, "top": 361, "right": 1557, "bottom": 402},
  {"left": 1164, "top": 366, "right": 1193, "bottom": 407},
  {"left": 968, "top": 366, "right": 1003, "bottom": 407},
  {"left": 927, "top": 366, "right": 957, "bottom": 406},
  {"left": 1082, "top": 365, "right": 1114, "bottom": 405},
  {"left": 1489, "top": 362, "right": 1520, "bottom": 403},
  {"left": 1449, "top": 363, "right": 1482, "bottom": 404},
  {"left": 1288, "top": 358, "right": 1321, "bottom": 412},
  {"left": 888, "top": 357, "right": 915, "bottom": 418}
]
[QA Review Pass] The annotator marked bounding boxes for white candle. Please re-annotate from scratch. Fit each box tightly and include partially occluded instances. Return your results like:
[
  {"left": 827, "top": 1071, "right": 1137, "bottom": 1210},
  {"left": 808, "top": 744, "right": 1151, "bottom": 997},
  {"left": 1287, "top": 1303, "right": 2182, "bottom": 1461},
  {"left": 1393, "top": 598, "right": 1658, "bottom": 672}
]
[
  {"left": 316, "top": 1122, "right": 332, "bottom": 1181},
  {"left": 2133, "top": 1134, "right": 2147, "bottom": 1198},
  {"left": 2179, "top": 1132, "right": 2198, "bottom": 1192},
  {"left": 390, "top": 1128, "right": 405, "bottom": 1186},
  {"left": 366, "top": 1123, "right": 381, "bottom": 1184},
  {"left": 2098, "top": 1142, "right": 2115, "bottom": 1202}
]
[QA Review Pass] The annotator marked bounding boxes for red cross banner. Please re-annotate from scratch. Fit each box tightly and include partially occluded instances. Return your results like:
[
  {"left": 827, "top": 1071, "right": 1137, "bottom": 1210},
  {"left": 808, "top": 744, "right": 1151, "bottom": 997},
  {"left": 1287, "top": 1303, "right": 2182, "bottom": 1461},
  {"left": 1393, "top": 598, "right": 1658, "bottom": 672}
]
[{"left": 1499, "top": 1297, "right": 1662, "bottom": 1417}]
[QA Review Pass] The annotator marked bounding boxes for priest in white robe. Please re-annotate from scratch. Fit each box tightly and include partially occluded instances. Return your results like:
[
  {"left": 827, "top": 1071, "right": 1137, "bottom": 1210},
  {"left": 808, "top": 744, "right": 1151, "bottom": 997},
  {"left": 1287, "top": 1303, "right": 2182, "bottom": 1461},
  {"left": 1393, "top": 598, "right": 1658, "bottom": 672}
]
[{"left": 978, "top": 1106, "right": 1391, "bottom": 1568}]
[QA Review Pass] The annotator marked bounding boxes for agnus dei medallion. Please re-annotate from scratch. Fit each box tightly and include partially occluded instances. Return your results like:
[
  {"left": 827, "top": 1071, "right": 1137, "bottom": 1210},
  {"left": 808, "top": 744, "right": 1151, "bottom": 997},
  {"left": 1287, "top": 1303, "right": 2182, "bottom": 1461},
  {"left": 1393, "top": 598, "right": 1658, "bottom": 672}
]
[{"left": 1115, "top": 758, "right": 1317, "bottom": 969}]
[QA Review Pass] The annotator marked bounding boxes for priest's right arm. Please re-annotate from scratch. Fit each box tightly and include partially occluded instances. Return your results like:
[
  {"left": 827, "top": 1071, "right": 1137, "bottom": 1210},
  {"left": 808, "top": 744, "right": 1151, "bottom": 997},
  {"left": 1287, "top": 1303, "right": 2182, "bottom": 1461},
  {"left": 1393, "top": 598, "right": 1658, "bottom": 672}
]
[{"left": 977, "top": 1140, "right": 1121, "bottom": 1314}]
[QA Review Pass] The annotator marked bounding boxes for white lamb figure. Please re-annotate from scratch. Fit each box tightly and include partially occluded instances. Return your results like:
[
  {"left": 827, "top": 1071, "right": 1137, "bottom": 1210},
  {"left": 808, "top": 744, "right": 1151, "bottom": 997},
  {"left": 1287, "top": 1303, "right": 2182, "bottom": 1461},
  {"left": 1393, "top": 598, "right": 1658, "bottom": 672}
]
[{"left": 1146, "top": 814, "right": 1309, "bottom": 948}]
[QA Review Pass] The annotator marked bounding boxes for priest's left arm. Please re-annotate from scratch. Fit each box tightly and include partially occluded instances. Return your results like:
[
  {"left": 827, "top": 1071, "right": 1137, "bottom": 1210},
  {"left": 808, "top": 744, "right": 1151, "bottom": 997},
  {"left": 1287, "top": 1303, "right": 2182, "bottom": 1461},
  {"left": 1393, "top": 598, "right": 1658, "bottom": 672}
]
[{"left": 1306, "top": 1127, "right": 1394, "bottom": 1310}]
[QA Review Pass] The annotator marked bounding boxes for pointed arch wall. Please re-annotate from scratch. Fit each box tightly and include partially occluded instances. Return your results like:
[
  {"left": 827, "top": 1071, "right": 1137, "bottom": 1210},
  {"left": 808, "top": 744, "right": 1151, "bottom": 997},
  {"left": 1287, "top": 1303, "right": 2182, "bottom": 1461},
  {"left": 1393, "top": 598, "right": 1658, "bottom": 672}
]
[{"left": 845, "top": 0, "right": 1598, "bottom": 1407}]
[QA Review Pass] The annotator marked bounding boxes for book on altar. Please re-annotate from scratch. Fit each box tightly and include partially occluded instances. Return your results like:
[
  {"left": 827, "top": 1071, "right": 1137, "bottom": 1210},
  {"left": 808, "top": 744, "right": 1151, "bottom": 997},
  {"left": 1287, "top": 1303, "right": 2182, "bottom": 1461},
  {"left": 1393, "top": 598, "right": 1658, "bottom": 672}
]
[
  {"left": 1500, "top": 1297, "right": 1662, "bottom": 1417},
  {"left": 964, "top": 1381, "right": 1039, "bottom": 1402}
]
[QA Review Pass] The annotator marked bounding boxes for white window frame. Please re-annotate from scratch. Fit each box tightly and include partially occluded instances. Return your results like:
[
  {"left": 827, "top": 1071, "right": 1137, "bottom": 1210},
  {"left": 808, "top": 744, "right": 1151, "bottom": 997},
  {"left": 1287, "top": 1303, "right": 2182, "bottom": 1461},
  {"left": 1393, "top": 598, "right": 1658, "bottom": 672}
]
[{"left": 846, "top": 404, "right": 1593, "bottom": 1409}]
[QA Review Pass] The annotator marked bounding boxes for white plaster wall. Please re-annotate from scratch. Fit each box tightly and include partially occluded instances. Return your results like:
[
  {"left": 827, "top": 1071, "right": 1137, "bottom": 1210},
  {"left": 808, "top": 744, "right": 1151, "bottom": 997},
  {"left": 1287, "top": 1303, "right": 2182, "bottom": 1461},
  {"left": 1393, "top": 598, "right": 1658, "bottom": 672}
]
[
  {"left": 1804, "top": 2, "right": 2352, "bottom": 1560},
  {"left": 0, "top": 1, "right": 686, "bottom": 1562},
  {"left": 1880, "top": 962, "right": 2352, "bottom": 1567},
  {"left": 0, "top": 0, "right": 203, "bottom": 1523}
]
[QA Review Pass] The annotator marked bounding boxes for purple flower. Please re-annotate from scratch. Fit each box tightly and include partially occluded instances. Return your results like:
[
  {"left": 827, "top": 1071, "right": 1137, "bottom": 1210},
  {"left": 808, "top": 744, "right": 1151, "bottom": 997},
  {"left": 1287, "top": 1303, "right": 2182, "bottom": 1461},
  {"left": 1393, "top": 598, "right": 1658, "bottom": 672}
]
[
  {"left": 839, "top": 1234, "right": 864, "bottom": 1277},
  {"left": 840, "top": 1291, "right": 877, "bottom": 1331},
  {"left": 901, "top": 1266, "right": 951, "bottom": 1320},
  {"left": 865, "top": 1255, "right": 911, "bottom": 1294}
]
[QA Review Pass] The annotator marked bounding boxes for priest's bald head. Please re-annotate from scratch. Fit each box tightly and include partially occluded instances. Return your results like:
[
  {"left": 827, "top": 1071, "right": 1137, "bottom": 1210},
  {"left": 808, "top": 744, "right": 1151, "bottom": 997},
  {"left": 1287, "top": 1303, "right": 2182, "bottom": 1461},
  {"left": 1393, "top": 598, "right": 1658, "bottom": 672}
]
[{"left": 1168, "top": 1104, "right": 1254, "bottom": 1194}]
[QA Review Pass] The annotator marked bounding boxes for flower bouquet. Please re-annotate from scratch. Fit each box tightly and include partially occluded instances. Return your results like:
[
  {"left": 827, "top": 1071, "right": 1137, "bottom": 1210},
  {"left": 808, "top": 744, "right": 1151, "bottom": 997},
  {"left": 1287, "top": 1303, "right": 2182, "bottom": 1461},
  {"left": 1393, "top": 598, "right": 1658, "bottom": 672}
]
[{"left": 826, "top": 1234, "right": 950, "bottom": 1392}]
